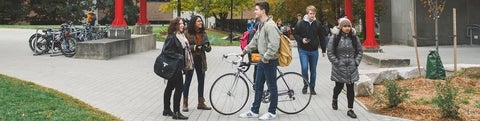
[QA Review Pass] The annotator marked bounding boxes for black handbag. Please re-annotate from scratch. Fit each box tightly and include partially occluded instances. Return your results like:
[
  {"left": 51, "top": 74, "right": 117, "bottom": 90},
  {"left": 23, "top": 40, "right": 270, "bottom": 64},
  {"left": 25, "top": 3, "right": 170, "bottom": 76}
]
[{"left": 154, "top": 53, "right": 179, "bottom": 79}]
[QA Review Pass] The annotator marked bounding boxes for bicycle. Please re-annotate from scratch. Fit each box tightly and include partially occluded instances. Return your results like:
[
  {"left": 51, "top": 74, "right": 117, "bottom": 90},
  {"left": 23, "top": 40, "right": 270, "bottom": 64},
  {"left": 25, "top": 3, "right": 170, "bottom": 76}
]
[
  {"left": 209, "top": 53, "right": 312, "bottom": 115},
  {"left": 31, "top": 23, "right": 76, "bottom": 57}
]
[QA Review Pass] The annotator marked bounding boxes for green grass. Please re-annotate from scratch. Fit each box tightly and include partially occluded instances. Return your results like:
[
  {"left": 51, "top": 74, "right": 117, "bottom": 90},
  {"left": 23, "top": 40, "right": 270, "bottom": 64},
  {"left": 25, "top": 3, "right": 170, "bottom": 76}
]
[
  {"left": 0, "top": 25, "right": 59, "bottom": 29},
  {"left": 0, "top": 74, "right": 120, "bottom": 121},
  {"left": 151, "top": 25, "right": 240, "bottom": 46}
]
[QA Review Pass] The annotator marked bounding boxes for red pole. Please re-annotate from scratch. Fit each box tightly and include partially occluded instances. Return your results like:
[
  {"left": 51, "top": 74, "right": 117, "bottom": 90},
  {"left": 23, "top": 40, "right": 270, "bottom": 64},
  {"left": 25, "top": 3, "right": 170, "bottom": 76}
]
[
  {"left": 363, "top": 0, "right": 379, "bottom": 48},
  {"left": 111, "top": 0, "right": 127, "bottom": 27},
  {"left": 344, "top": 0, "right": 353, "bottom": 21},
  {"left": 136, "top": 0, "right": 150, "bottom": 25}
]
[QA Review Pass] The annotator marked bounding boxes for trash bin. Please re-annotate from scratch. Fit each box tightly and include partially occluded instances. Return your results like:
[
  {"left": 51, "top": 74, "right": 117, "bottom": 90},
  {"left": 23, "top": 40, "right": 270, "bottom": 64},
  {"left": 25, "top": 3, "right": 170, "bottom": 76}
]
[{"left": 425, "top": 50, "right": 446, "bottom": 80}]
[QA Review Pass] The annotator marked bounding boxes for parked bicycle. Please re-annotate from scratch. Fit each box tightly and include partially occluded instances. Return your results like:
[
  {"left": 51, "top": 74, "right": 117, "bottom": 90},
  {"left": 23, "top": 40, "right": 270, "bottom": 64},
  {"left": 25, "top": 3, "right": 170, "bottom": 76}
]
[
  {"left": 209, "top": 53, "right": 312, "bottom": 115},
  {"left": 30, "top": 23, "right": 76, "bottom": 57}
]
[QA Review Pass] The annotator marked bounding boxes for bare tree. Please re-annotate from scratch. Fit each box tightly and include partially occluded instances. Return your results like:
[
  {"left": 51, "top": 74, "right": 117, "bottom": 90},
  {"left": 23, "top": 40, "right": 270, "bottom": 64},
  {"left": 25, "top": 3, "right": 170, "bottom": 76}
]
[{"left": 420, "top": 0, "right": 447, "bottom": 53}]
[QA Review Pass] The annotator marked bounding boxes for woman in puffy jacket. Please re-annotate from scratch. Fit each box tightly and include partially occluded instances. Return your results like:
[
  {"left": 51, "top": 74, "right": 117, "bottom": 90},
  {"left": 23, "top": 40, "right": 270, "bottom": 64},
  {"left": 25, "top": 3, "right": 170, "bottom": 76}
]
[{"left": 327, "top": 17, "right": 363, "bottom": 119}]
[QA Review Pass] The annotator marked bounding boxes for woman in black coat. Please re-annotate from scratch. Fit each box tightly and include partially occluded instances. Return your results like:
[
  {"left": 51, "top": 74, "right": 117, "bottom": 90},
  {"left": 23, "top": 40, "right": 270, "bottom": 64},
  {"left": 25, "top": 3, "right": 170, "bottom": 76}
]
[{"left": 162, "top": 17, "right": 189, "bottom": 120}]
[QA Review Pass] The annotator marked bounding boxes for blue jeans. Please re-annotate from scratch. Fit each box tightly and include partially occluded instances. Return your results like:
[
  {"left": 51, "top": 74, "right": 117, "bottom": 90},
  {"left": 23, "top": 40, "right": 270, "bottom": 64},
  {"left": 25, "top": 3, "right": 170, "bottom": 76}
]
[
  {"left": 250, "top": 59, "right": 278, "bottom": 114},
  {"left": 298, "top": 48, "right": 319, "bottom": 88},
  {"left": 183, "top": 55, "right": 205, "bottom": 97}
]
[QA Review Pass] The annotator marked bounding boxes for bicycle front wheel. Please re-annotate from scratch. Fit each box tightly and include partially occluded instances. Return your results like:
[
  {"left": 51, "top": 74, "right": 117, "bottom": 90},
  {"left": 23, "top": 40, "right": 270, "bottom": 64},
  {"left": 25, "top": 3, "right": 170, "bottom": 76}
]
[
  {"left": 276, "top": 72, "right": 312, "bottom": 114},
  {"left": 60, "top": 37, "right": 76, "bottom": 57},
  {"left": 209, "top": 73, "right": 249, "bottom": 115}
]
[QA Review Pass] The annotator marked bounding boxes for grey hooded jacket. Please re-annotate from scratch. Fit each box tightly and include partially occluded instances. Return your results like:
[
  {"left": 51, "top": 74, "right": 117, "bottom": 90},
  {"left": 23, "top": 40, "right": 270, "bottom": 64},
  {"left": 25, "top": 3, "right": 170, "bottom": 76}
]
[{"left": 327, "top": 30, "right": 363, "bottom": 84}]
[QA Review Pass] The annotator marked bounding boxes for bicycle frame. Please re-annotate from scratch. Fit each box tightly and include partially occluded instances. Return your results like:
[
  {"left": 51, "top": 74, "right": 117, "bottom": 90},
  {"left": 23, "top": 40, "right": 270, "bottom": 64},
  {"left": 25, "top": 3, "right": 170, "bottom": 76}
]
[{"left": 224, "top": 54, "right": 297, "bottom": 102}]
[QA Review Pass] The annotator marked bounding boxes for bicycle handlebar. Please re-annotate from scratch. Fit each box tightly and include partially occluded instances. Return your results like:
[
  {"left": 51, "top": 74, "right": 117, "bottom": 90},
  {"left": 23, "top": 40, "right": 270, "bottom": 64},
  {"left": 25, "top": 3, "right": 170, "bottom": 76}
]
[{"left": 222, "top": 53, "right": 243, "bottom": 65}]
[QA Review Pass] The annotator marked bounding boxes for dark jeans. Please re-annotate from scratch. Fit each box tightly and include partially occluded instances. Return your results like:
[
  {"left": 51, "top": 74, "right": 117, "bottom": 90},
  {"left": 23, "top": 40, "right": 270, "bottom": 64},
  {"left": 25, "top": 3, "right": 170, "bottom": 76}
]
[
  {"left": 250, "top": 59, "right": 278, "bottom": 114},
  {"left": 164, "top": 69, "right": 183, "bottom": 112},
  {"left": 333, "top": 82, "right": 355, "bottom": 108},
  {"left": 298, "top": 48, "right": 319, "bottom": 88},
  {"left": 183, "top": 55, "right": 205, "bottom": 97}
]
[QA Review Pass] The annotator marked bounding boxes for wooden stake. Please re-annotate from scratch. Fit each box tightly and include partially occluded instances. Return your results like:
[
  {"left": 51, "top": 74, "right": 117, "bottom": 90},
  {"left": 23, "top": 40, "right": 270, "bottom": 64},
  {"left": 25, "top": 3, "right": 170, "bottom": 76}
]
[
  {"left": 410, "top": 11, "right": 422, "bottom": 77},
  {"left": 453, "top": 8, "right": 457, "bottom": 72}
]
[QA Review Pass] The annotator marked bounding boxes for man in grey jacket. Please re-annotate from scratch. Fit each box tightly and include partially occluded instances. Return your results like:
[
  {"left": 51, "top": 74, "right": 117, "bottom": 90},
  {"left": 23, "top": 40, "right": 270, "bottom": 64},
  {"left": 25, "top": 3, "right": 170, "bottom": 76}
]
[{"left": 239, "top": 1, "right": 281, "bottom": 120}]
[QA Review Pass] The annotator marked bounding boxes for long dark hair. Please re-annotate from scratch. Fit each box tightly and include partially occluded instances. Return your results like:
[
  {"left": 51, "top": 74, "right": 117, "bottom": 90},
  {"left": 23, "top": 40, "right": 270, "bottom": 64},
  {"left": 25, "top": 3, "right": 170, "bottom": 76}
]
[
  {"left": 168, "top": 17, "right": 184, "bottom": 34},
  {"left": 187, "top": 15, "right": 205, "bottom": 34}
]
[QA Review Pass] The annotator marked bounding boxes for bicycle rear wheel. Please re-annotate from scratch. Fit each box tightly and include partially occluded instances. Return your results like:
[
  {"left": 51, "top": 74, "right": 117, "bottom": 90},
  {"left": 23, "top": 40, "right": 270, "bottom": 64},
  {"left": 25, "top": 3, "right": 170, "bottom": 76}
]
[
  {"left": 33, "top": 35, "right": 49, "bottom": 55},
  {"left": 276, "top": 72, "right": 312, "bottom": 114},
  {"left": 209, "top": 73, "right": 249, "bottom": 115}
]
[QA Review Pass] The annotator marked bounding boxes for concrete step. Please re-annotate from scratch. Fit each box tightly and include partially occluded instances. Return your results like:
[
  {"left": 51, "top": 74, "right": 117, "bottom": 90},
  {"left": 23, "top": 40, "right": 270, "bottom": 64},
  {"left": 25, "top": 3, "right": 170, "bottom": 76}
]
[
  {"left": 362, "top": 53, "right": 410, "bottom": 68},
  {"left": 74, "top": 34, "right": 156, "bottom": 60}
]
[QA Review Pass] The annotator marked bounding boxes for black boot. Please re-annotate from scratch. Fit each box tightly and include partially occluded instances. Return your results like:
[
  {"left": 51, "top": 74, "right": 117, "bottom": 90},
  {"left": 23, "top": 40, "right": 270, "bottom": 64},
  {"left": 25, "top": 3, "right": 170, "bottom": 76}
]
[
  {"left": 172, "top": 112, "right": 188, "bottom": 120},
  {"left": 310, "top": 87, "right": 317, "bottom": 95},
  {"left": 302, "top": 85, "right": 308, "bottom": 94},
  {"left": 332, "top": 99, "right": 338, "bottom": 110},
  {"left": 162, "top": 109, "right": 173, "bottom": 116},
  {"left": 347, "top": 110, "right": 357, "bottom": 118}
]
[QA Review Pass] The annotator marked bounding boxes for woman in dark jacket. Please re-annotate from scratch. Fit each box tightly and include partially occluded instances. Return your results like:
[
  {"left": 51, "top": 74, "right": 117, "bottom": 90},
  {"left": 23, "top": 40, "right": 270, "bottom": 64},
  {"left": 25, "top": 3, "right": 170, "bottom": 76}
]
[
  {"left": 327, "top": 17, "right": 363, "bottom": 119},
  {"left": 182, "top": 15, "right": 212, "bottom": 112},
  {"left": 162, "top": 17, "right": 188, "bottom": 120}
]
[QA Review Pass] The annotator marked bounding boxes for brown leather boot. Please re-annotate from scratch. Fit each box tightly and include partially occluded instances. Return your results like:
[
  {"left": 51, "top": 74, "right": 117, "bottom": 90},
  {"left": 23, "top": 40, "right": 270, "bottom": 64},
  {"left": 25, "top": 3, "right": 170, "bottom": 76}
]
[
  {"left": 182, "top": 97, "right": 188, "bottom": 112},
  {"left": 197, "top": 97, "right": 211, "bottom": 110}
]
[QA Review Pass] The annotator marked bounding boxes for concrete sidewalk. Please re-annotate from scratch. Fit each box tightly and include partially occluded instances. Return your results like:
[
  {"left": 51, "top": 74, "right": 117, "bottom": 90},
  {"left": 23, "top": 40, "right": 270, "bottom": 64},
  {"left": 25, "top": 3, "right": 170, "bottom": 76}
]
[{"left": 6, "top": 28, "right": 478, "bottom": 120}]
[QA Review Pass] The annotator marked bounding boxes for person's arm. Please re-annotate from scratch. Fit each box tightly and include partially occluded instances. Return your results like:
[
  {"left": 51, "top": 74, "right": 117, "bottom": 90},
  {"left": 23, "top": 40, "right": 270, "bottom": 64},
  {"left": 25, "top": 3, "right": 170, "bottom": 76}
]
[
  {"left": 263, "top": 23, "right": 281, "bottom": 62},
  {"left": 327, "top": 35, "right": 338, "bottom": 65},
  {"left": 293, "top": 21, "right": 304, "bottom": 44},
  {"left": 317, "top": 21, "right": 327, "bottom": 54},
  {"left": 163, "top": 34, "right": 184, "bottom": 60},
  {"left": 203, "top": 33, "right": 212, "bottom": 52},
  {"left": 354, "top": 36, "right": 363, "bottom": 66},
  {"left": 242, "top": 32, "right": 258, "bottom": 55}
]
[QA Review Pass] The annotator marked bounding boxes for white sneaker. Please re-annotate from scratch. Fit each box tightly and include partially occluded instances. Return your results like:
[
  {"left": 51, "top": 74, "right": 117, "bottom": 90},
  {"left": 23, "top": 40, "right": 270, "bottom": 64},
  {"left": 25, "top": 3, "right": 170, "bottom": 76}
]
[
  {"left": 259, "top": 112, "right": 276, "bottom": 120},
  {"left": 239, "top": 110, "right": 258, "bottom": 118}
]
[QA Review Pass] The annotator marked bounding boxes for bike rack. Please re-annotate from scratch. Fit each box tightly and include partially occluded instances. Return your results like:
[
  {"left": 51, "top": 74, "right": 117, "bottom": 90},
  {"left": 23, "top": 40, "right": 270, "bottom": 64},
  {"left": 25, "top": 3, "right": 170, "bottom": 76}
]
[{"left": 466, "top": 24, "right": 480, "bottom": 45}]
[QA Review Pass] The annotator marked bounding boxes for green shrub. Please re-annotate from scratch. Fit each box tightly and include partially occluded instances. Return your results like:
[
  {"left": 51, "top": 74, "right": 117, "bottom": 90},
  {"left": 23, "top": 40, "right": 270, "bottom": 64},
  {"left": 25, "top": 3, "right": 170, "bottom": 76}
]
[
  {"left": 459, "top": 98, "right": 470, "bottom": 105},
  {"left": 475, "top": 101, "right": 480, "bottom": 108},
  {"left": 463, "top": 87, "right": 475, "bottom": 94},
  {"left": 431, "top": 79, "right": 459, "bottom": 118},
  {"left": 374, "top": 80, "right": 409, "bottom": 108},
  {"left": 412, "top": 97, "right": 431, "bottom": 105}
]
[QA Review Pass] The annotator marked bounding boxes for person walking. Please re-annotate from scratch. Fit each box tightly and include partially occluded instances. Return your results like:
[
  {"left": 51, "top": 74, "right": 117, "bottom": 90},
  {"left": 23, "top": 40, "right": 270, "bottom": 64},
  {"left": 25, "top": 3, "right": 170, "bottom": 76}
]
[
  {"left": 182, "top": 15, "right": 212, "bottom": 112},
  {"left": 293, "top": 5, "right": 327, "bottom": 95},
  {"left": 162, "top": 17, "right": 189, "bottom": 120},
  {"left": 327, "top": 17, "right": 363, "bottom": 119},
  {"left": 290, "top": 13, "right": 302, "bottom": 33},
  {"left": 238, "top": 2, "right": 281, "bottom": 120}
]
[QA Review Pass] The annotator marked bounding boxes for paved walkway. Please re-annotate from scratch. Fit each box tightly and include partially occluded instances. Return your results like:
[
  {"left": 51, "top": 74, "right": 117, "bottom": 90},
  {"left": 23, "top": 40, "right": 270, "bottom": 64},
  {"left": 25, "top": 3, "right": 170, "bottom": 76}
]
[{"left": 1, "top": 28, "right": 478, "bottom": 121}]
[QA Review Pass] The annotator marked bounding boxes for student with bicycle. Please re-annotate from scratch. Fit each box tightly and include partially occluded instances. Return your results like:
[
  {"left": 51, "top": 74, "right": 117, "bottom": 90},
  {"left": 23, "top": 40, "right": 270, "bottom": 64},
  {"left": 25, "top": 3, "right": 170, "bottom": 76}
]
[
  {"left": 327, "top": 17, "right": 363, "bottom": 119},
  {"left": 182, "top": 15, "right": 212, "bottom": 112},
  {"left": 161, "top": 17, "right": 188, "bottom": 120},
  {"left": 293, "top": 5, "right": 328, "bottom": 95},
  {"left": 239, "top": 2, "right": 281, "bottom": 120}
]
